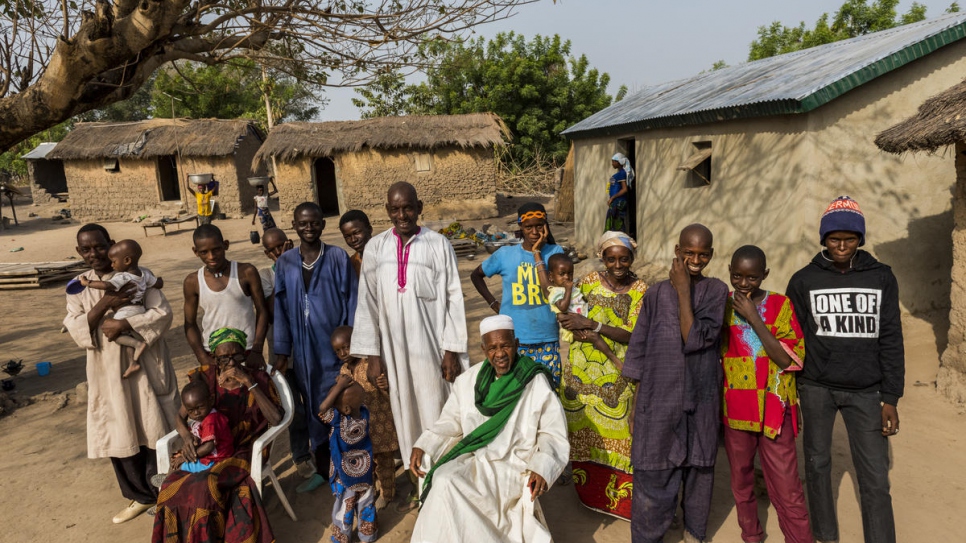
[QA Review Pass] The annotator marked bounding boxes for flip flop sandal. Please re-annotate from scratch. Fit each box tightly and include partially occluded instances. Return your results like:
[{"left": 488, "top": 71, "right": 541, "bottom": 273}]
[{"left": 395, "top": 495, "right": 419, "bottom": 512}]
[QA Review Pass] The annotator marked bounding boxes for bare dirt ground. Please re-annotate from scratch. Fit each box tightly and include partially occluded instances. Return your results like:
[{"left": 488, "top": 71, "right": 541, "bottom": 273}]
[{"left": 1, "top": 198, "right": 964, "bottom": 542}]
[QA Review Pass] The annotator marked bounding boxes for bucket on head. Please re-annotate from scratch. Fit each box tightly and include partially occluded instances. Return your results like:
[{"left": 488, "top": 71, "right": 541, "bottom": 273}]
[{"left": 36, "top": 361, "right": 52, "bottom": 376}]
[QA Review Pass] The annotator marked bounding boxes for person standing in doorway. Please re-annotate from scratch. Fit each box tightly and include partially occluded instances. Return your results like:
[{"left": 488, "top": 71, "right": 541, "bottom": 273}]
[
  {"left": 605, "top": 153, "right": 634, "bottom": 236},
  {"left": 351, "top": 181, "right": 470, "bottom": 512},
  {"left": 786, "top": 196, "right": 904, "bottom": 543}
]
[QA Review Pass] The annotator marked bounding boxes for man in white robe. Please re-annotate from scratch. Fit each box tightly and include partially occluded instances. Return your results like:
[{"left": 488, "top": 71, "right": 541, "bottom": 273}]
[
  {"left": 64, "top": 224, "right": 180, "bottom": 524},
  {"left": 410, "top": 315, "right": 569, "bottom": 543},
  {"left": 351, "top": 182, "right": 469, "bottom": 509}
]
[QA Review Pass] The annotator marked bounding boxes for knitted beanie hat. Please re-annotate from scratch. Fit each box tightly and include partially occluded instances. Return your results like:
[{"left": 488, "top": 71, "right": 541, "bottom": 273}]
[{"left": 820, "top": 196, "right": 865, "bottom": 246}]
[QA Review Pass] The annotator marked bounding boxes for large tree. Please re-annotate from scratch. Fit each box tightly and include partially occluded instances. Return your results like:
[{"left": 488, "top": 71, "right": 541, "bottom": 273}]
[
  {"left": 749, "top": 0, "right": 959, "bottom": 60},
  {"left": 353, "top": 32, "right": 623, "bottom": 165},
  {"left": 0, "top": 0, "right": 536, "bottom": 152}
]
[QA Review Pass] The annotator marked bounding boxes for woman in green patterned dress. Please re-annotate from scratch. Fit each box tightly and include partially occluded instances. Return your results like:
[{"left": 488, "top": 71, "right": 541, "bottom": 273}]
[{"left": 557, "top": 231, "right": 646, "bottom": 520}]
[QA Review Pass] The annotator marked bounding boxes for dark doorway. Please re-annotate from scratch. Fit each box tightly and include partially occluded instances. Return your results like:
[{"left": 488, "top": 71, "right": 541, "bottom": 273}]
[
  {"left": 618, "top": 138, "right": 638, "bottom": 241},
  {"left": 31, "top": 159, "right": 67, "bottom": 194},
  {"left": 313, "top": 157, "right": 340, "bottom": 216},
  {"left": 157, "top": 155, "right": 181, "bottom": 201}
]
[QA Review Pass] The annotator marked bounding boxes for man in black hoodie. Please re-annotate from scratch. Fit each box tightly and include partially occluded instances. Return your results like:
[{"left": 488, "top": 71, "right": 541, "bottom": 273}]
[{"left": 786, "top": 196, "right": 903, "bottom": 543}]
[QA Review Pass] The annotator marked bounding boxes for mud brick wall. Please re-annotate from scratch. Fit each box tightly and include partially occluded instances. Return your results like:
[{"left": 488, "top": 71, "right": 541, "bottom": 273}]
[
  {"left": 273, "top": 146, "right": 499, "bottom": 221},
  {"left": 65, "top": 143, "right": 262, "bottom": 222},
  {"left": 65, "top": 159, "right": 166, "bottom": 220},
  {"left": 940, "top": 140, "right": 966, "bottom": 404}
]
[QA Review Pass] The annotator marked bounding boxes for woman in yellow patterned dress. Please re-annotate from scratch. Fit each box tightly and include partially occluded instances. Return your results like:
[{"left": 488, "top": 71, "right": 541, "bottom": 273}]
[{"left": 557, "top": 231, "right": 646, "bottom": 520}]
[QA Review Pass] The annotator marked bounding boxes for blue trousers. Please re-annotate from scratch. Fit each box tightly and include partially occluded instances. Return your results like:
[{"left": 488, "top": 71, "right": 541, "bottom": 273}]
[
  {"left": 631, "top": 466, "right": 715, "bottom": 543},
  {"left": 799, "top": 384, "right": 895, "bottom": 543},
  {"left": 286, "top": 368, "right": 313, "bottom": 465}
]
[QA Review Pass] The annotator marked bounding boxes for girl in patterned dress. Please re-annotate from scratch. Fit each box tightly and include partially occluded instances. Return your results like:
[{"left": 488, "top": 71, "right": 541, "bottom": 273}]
[{"left": 318, "top": 374, "right": 378, "bottom": 543}]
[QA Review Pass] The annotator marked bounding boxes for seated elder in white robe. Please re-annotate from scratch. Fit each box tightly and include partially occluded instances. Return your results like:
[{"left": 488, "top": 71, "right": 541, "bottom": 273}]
[{"left": 410, "top": 315, "right": 569, "bottom": 543}]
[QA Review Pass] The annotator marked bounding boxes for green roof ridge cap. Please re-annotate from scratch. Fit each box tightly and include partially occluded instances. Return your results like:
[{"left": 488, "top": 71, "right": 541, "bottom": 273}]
[{"left": 798, "top": 20, "right": 966, "bottom": 112}]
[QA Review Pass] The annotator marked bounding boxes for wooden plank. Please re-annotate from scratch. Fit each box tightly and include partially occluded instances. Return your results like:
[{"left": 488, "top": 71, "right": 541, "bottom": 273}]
[
  {"left": 0, "top": 261, "right": 85, "bottom": 276},
  {"left": 0, "top": 283, "right": 41, "bottom": 290}
]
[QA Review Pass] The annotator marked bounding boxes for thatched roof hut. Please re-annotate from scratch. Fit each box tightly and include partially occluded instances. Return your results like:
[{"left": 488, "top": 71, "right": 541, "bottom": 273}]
[
  {"left": 254, "top": 113, "right": 509, "bottom": 165},
  {"left": 259, "top": 113, "right": 508, "bottom": 221},
  {"left": 50, "top": 119, "right": 266, "bottom": 220},
  {"left": 49, "top": 118, "right": 263, "bottom": 160},
  {"left": 875, "top": 79, "right": 966, "bottom": 154}
]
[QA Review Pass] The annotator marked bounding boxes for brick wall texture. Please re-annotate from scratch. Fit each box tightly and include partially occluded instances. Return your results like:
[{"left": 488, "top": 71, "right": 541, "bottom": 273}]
[
  {"left": 65, "top": 132, "right": 264, "bottom": 221},
  {"left": 273, "top": 146, "right": 499, "bottom": 222}
]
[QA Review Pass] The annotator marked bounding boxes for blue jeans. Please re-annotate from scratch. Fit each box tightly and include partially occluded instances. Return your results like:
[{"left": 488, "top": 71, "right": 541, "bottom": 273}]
[
  {"left": 286, "top": 369, "right": 312, "bottom": 465},
  {"left": 799, "top": 384, "right": 895, "bottom": 543}
]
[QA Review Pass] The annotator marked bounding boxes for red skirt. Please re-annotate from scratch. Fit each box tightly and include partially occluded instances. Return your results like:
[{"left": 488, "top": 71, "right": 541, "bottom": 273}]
[
  {"left": 152, "top": 456, "right": 275, "bottom": 543},
  {"left": 571, "top": 460, "right": 633, "bottom": 520}
]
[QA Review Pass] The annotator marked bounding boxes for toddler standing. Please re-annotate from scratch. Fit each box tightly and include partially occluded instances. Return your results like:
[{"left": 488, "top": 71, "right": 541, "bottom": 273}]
[
  {"left": 331, "top": 326, "right": 399, "bottom": 507},
  {"left": 318, "top": 374, "right": 378, "bottom": 543}
]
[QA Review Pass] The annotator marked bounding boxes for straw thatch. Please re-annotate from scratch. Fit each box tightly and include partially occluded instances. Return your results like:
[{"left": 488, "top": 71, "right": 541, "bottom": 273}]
[
  {"left": 48, "top": 119, "right": 263, "bottom": 160},
  {"left": 876, "top": 79, "right": 966, "bottom": 154},
  {"left": 254, "top": 113, "right": 509, "bottom": 164}
]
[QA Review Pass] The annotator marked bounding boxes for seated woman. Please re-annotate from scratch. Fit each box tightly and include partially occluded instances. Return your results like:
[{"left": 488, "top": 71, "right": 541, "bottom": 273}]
[
  {"left": 557, "top": 231, "right": 646, "bottom": 520},
  {"left": 152, "top": 328, "right": 282, "bottom": 543}
]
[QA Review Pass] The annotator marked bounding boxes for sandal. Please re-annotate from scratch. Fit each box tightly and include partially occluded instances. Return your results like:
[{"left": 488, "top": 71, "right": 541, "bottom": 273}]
[{"left": 395, "top": 494, "right": 419, "bottom": 512}]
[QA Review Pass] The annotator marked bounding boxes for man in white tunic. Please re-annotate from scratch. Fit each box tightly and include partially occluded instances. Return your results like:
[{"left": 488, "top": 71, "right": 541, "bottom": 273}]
[
  {"left": 65, "top": 224, "right": 180, "bottom": 524},
  {"left": 352, "top": 181, "right": 469, "bottom": 510},
  {"left": 410, "top": 315, "right": 569, "bottom": 543}
]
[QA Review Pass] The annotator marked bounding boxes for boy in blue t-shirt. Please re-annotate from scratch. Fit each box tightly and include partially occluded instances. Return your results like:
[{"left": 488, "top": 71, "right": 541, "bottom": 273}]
[{"left": 318, "top": 374, "right": 377, "bottom": 543}]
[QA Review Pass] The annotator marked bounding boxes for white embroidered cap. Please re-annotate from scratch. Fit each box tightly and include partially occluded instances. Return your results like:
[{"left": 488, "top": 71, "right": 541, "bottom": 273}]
[{"left": 479, "top": 314, "right": 514, "bottom": 338}]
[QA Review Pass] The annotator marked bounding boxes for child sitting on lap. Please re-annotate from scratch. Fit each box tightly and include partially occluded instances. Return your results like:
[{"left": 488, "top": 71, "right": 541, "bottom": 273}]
[
  {"left": 79, "top": 239, "right": 163, "bottom": 378},
  {"left": 319, "top": 374, "right": 379, "bottom": 543},
  {"left": 171, "top": 381, "right": 234, "bottom": 473}
]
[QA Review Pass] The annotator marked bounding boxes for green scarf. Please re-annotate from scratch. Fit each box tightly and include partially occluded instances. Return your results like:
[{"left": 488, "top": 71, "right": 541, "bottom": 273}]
[{"left": 420, "top": 355, "right": 550, "bottom": 503}]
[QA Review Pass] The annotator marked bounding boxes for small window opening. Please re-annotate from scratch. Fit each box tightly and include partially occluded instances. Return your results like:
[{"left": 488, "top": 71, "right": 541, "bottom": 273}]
[
  {"left": 414, "top": 152, "right": 433, "bottom": 172},
  {"left": 678, "top": 142, "right": 711, "bottom": 185},
  {"left": 104, "top": 158, "right": 120, "bottom": 172}
]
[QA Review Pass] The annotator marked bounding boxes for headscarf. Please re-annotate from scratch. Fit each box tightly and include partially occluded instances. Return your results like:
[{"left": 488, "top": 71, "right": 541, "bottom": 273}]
[
  {"left": 612, "top": 153, "right": 635, "bottom": 189},
  {"left": 516, "top": 202, "right": 556, "bottom": 245},
  {"left": 208, "top": 327, "right": 248, "bottom": 352},
  {"left": 597, "top": 231, "right": 638, "bottom": 258}
]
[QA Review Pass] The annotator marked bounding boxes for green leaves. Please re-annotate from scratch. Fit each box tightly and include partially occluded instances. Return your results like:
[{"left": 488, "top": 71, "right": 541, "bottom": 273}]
[
  {"left": 749, "top": 0, "right": 942, "bottom": 61},
  {"left": 353, "top": 32, "right": 617, "bottom": 167},
  {"left": 150, "top": 59, "right": 319, "bottom": 128}
]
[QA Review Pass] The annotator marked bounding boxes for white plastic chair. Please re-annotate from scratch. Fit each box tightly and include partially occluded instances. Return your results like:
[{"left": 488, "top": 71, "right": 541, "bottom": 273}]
[{"left": 156, "top": 368, "right": 298, "bottom": 521}]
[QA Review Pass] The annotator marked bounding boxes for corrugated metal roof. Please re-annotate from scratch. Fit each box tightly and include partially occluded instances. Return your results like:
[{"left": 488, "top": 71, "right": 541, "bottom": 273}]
[
  {"left": 21, "top": 142, "right": 58, "bottom": 160},
  {"left": 563, "top": 12, "right": 966, "bottom": 139}
]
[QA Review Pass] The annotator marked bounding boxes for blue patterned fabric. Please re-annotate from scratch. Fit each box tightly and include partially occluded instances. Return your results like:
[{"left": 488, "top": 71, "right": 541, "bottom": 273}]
[{"left": 518, "top": 341, "right": 561, "bottom": 388}]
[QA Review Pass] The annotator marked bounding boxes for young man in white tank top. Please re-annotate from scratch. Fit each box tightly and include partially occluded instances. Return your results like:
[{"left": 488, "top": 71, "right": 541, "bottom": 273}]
[{"left": 183, "top": 224, "right": 269, "bottom": 368}]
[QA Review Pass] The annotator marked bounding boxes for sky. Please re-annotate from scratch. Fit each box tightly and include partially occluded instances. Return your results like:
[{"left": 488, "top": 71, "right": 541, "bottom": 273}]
[{"left": 315, "top": 0, "right": 959, "bottom": 121}]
